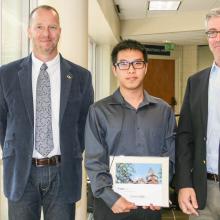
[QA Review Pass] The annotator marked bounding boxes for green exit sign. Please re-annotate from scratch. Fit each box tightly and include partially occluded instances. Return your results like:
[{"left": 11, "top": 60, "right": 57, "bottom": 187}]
[{"left": 164, "top": 43, "right": 175, "bottom": 51}]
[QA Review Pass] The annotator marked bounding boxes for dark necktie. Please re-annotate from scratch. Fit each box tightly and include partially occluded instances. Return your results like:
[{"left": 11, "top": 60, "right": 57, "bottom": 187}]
[{"left": 35, "top": 63, "right": 54, "bottom": 157}]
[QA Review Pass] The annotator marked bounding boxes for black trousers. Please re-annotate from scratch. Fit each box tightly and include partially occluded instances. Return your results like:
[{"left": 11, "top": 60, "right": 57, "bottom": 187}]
[{"left": 93, "top": 198, "right": 161, "bottom": 220}]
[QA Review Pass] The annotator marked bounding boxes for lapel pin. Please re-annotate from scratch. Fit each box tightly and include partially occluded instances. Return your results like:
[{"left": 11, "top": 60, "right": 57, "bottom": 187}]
[{"left": 66, "top": 74, "right": 73, "bottom": 79}]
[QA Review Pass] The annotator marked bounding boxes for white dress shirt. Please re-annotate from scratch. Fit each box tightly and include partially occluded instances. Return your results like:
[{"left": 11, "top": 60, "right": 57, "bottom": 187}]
[
  {"left": 32, "top": 53, "right": 61, "bottom": 158},
  {"left": 207, "top": 62, "right": 220, "bottom": 174}
]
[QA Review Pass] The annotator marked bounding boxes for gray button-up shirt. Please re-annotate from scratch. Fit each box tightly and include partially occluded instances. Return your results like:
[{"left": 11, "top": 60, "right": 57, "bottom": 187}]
[{"left": 85, "top": 89, "right": 176, "bottom": 208}]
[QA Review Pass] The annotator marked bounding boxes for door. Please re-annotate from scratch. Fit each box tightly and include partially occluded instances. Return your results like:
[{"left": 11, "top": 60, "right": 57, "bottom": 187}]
[{"left": 143, "top": 59, "right": 176, "bottom": 108}]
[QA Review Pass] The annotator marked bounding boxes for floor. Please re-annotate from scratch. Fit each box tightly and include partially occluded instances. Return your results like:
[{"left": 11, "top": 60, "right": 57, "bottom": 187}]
[
  {"left": 87, "top": 209, "right": 189, "bottom": 220},
  {"left": 162, "top": 208, "right": 189, "bottom": 220}
]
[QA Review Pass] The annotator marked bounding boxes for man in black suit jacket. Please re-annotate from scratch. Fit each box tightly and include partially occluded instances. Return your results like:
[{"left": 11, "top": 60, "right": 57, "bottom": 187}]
[
  {"left": 176, "top": 8, "right": 220, "bottom": 220},
  {"left": 0, "top": 5, "right": 93, "bottom": 220}
]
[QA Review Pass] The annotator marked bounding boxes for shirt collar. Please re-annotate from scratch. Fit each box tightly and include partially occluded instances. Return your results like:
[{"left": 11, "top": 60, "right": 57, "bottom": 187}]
[
  {"left": 111, "top": 88, "right": 158, "bottom": 107},
  {"left": 31, "top": 53, "right": 60, "bottom": 71},
  {"left": 210, "top": 61, "right": 220, "bottom": 76}
]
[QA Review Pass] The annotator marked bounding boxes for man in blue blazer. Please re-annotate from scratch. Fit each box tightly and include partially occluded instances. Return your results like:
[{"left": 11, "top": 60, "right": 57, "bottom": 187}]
[
  {"left": 176, "top": 8, "right": 220, "bottom": 220},
  {"left": 0, "top": 5, "right": 93, "bottom": 220}
]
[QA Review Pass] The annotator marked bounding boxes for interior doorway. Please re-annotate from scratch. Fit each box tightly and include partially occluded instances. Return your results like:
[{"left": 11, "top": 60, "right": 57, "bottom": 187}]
[{"left": 143, "top": 59, "right": 176, "bottom": 108}]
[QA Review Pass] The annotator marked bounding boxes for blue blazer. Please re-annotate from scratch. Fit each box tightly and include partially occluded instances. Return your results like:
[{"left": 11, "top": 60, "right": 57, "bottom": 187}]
[{"left": 0, "top": 54, "right": 94, "bottom": 202}]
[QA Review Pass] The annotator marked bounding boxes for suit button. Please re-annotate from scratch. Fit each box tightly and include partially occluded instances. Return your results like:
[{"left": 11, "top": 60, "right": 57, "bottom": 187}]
[
  {"left": 203, "top": 160, "right": 206, "bottom": 164},
  {"left": 203, "top": 137, "right": 206, "bottom": 141}
]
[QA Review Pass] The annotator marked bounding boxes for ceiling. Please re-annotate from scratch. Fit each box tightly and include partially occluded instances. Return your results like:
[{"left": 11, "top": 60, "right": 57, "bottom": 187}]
[{"left": 113, "top": 0, "right": 220, "bottom": 45}]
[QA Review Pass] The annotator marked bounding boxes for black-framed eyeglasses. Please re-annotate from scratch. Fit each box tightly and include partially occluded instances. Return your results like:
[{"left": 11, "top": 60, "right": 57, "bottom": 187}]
[
  {"left": 205, "top": 30, "right": 220, "bottom": 38},
  {"left": 115, "top": 60, "right": 146, "bottom": 70}
]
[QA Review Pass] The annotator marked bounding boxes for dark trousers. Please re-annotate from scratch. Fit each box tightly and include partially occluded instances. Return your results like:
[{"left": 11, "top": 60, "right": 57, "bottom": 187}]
[
  {"left": 8, "top": 164, "right": 75, "bottom": 220},
  {"left": 94, "top": 198, "right": 161, "bottom": 220}
]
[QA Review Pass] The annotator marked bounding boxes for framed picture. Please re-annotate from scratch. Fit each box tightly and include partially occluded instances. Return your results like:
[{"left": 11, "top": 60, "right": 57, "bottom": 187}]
[{"left": 110, "top": 156, "right": 169, "bottom": 207}]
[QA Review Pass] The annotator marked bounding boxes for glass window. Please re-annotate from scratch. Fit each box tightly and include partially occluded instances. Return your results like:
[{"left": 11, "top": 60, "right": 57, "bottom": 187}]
[{"left": 0, "top": 0, "right": 33, "bottom": 64}]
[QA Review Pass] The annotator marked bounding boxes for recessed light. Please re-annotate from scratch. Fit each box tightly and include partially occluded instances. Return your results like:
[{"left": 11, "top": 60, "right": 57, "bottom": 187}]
[{"left": 148, "top": 1, "right": 181, "bottom": 11}]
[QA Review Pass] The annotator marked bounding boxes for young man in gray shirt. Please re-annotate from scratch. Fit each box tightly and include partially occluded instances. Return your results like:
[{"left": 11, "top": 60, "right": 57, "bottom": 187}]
[{"left": 85, "top": 39, "right": 175, "bottom": 220}]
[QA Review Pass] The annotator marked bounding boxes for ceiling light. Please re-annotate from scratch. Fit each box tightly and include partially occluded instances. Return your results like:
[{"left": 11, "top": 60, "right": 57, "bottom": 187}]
[{"left": 148, "top": 1, "right": 181, "bottom": 11}]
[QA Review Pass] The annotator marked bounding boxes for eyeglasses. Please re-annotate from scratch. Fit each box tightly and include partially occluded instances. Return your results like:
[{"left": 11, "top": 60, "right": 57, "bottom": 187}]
[
  {"left": 205, "top": 30, "right": 220, "bottom": 38},
  {"left": 115, "top": 60, "right": 146, "bottom": 70}
]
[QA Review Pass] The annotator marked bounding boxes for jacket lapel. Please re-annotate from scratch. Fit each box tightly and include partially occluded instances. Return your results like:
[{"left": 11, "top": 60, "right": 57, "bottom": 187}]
[
  {"left": 200, "top": 68, "right": 211, "bottom": 136},
  {"left": 59, "top": 56, "right": 73, "bottom": 123},
  {"left": 18, "top": 55, "right": 34, "bottom": 128}
]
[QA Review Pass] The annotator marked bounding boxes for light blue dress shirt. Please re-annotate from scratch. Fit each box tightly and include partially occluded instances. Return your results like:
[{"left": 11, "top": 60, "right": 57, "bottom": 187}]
[{"left": 207, "top": 63, "right": 220, "bottom": 174}]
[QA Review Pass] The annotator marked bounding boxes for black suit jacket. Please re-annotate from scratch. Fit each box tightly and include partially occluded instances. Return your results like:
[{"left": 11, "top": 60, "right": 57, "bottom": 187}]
[
  {"left": 175, "top": 67, "right": 210, "bottom": 209},
  {"left": 0, "top": 54, "right": 94, "bottom": 202}
]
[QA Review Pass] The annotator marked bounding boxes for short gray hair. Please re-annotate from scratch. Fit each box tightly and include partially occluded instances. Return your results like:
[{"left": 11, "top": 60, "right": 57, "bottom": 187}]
[{"left": 205, "top": 8, "right": 220, "bottom": 30}]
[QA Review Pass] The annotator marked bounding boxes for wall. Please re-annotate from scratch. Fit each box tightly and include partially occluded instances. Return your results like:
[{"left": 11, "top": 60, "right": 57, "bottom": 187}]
[
  {"left": 89, "top": 0, "right": 120, "bottom": 101},
  {"left": 89, "top": 0, "right": 120, "bottom": 45},
  {"left": 180, "top": 45, "right": 198, "bottom": 103},
  {"left": 121, "top": 11, "right": 207, "bottom": 38},
  {"left": 38, "top": 0, "right": 89, "bottom": 68},
  {"left": 197, "top": 45, "right": 213, "bottom": 71},
  {"left": 97, "top": 0, "right": 120, "bottom": 41}
]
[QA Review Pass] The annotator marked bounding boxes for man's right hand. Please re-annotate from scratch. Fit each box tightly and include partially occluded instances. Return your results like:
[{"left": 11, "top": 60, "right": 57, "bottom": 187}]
[
  {"left": 111, "top": 197, "right": 137, "bottom": 214},
  {"left": 178, "top": 188, "right": 199, "bottom": 216}
]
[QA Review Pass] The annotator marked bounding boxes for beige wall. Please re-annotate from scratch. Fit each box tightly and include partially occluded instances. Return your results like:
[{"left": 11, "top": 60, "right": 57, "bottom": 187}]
[
  {"left": 89, "top": 0, "right": 120, "bottom": 45},
  {"left": 89, "top": 0, "right": 120, "bottom": 101},
  {"left": 181, "top": 45, "right": 198, "bottom": 102},
  {"left": 121, "top": 11, "right": 206, "bottom": 38},
  {"left": 97, "top": 0, "right": 120, "bottom": 41},
  {"left": 179, "top": 44, "right": 214, "bottom": 108},
  {"left": 38, "top": 0, "right": 89, "bottom": 68},
  {"left": 198, "top": 45, "right": 213, "bottom": 71}
]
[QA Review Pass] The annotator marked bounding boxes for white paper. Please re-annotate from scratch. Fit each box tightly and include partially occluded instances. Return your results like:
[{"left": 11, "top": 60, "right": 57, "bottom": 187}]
[{"left": 110, "top": 156, "right": 169, "bottom": 207}]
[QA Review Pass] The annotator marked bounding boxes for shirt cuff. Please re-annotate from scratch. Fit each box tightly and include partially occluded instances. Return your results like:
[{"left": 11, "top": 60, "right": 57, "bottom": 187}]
[{"left": 99, "top": 187, "right": 121, "bottom": 208}]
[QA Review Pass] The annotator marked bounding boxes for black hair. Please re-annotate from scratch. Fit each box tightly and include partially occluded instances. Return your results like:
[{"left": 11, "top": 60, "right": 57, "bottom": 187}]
[{"left": 111, "top": 39, "right": 148, "bottom": 65}]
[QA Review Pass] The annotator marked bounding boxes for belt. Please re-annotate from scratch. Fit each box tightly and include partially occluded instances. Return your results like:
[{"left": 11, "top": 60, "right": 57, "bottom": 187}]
[
  {"left": 32, "top": 155, "right": 61, "bottom": 167},
  {"left": 207, "top": 172, "right": 219, "bottom": 182}
]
